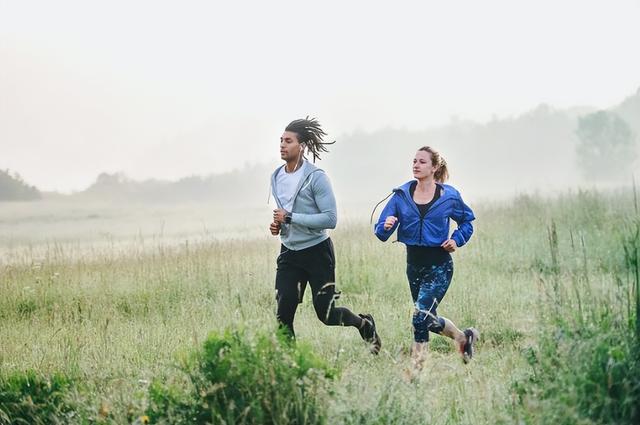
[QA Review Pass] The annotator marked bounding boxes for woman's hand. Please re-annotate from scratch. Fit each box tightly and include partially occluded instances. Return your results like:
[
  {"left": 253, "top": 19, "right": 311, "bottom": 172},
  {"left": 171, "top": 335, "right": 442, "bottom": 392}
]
[
  {"left": 441, "top": 239, "right": 457, "bottom": 252},
  {"left": 384, "top": 216, "right": 398, "bottom": 231},
  {"left": 269, "top": 221, "right": 281, "bottom": 236}
]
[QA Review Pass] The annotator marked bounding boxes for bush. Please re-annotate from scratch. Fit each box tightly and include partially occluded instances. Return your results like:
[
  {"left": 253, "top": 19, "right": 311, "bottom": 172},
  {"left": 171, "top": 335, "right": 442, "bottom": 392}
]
[
  {"left": 147, "top": 330, "right": 337, "bottom": 425},
  {"left": 514, "top": 314, "right": 640, "bottom": 424},
  {"left": 511, "top": 221, "right": 640, "bottom": 424},
  {"left": 0, "top": 370, "right": 76, "bottom": 425}
]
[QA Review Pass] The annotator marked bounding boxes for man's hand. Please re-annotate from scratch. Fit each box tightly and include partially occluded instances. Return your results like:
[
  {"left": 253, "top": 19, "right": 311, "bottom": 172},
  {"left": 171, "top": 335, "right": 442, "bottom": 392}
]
[
  {"left": 269, "top": 221, "right": 281, "bottom": 236},
  {"left": 441, "top": 239, "right": 457, "bottom": 252},
  {"left": 273, "top": 208, "right": 288, "bottom": 224},
  {"left": 384, "top": 216, "right": 398, "bottom": 231}
]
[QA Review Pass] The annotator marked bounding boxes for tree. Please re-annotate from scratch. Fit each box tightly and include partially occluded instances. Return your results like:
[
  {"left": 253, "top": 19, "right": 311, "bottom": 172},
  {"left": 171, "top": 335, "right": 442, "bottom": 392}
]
[
  {"left": 0, "top": 170, "right": 41, "bottom": 201},
  {"left": 576, "top": 111, "right": 637, "bottom": 181}
]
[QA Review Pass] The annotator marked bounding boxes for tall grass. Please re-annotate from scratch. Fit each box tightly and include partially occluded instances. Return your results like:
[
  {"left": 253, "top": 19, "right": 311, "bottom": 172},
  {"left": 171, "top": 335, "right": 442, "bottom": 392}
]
[
  {"left": 511, "top": 203, "right": 640, "bottom": 423},
  {"left": 1, "top": 188, "right": 639, "bottom": 423}
]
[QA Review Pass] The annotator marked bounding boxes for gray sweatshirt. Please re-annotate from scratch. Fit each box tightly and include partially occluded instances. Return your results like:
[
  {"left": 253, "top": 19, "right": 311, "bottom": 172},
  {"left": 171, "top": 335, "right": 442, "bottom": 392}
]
[{"left": 270, "top": 161, "right": 337, "bottom": 251}]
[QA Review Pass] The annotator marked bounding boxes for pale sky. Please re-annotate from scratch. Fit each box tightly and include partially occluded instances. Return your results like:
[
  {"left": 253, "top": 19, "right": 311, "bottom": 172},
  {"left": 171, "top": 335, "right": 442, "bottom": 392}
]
[{"left": 1, "top": 0, "right": 639, "bottom": 192}]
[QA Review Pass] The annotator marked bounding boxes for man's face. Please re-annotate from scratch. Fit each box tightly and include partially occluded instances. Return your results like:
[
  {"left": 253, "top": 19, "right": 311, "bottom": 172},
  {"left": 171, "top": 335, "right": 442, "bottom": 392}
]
[{"left": 280, "top": 131, "right": 303, "bottom": 162}]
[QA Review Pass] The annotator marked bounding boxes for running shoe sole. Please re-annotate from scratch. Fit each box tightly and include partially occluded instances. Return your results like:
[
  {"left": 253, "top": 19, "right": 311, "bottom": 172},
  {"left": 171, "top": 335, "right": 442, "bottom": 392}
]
[
  {"left": 359, "top": 313, "right": 382, "bottom": 355},
  {"left": 461, "top": 327, "right": 480, "bottom": 364}
]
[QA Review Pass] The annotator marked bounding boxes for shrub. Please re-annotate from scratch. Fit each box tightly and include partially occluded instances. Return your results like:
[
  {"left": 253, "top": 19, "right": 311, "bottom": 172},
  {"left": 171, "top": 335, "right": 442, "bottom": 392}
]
[
  {"left": 0, "top": 370, "right": 76, "bottom": 425},
  {"left": 147, "top": 329, "right": 337, "bottom": 425},
  {"left": 511, "top": 221, "right": 640, "bottom": 424}
]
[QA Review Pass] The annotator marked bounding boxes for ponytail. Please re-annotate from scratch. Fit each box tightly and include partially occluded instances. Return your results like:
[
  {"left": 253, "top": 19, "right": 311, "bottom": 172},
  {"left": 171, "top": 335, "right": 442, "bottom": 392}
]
[{"left": 418, "top": 146, "right": 449, "bottom": 182}]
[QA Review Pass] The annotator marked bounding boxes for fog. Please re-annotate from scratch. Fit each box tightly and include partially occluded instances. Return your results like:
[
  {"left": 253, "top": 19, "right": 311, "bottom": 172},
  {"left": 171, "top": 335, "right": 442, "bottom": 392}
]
[{"left": 1, "top": 0, "right": 640, "bottom": 199}]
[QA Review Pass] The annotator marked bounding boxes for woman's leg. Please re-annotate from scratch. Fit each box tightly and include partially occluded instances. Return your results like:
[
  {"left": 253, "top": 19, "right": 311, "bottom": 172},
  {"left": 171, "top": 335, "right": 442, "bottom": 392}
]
[
  {"left": 406, "top": 261, "right": 456, "bottom": 368},
  {"left": 439, "top": 317, "right": 465, "bottom": 342},
  {"left": 407, "top": 264, "right": 438, "bottom": 370},
  {"left": 406, "top": 260, "right": 477, "bottom": 375},
  {"left": 410, "top": 341, "right": 428, "bottom": 370},
  {"left": 409, "top": 261, "right": 454, "bottom": 342},
  {"left": 408, "top": 260, "right": 479, "bottom": 363}
]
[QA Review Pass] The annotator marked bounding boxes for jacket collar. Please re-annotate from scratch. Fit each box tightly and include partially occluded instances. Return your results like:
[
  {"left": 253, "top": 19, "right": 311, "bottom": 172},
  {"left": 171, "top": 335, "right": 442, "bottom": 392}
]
[
  {"left": 270, "top": 160, "right": 323, "bottom": 208},
  {"left": 393, "top": 180, "right": 452, "bottom": 210},
  {"left": 393, "top": 180, "right": 447, "bottom": 197}
]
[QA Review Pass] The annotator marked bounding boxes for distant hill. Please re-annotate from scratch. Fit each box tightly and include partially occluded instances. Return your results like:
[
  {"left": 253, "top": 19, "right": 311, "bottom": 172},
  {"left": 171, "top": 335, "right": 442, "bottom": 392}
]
[
  {"left": 11, "top": 88, "right": 639, "bottom": 205},
  {"left": 325, "top": 89, "right": 640, "bottom": 202},
  {"left": 325, "top": 104, "right": 583, "bottom": 201},
  {"left": 0, "top": 169, "right": 41, "bottom": 201},
  {"left": 72, "top": 162, "right": 277, "bottom": 205}
]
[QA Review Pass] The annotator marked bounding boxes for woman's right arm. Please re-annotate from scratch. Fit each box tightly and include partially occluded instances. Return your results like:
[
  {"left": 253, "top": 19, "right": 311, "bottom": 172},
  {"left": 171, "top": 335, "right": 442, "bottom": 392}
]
[{"left": 374, "top": 194, "right": 399, "bottom": 241}]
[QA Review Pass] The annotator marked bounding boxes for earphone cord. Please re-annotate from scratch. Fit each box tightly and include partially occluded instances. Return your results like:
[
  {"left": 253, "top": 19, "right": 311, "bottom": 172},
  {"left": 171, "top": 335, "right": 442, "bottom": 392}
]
[{"left": 369, "top": 192, "right": 393, "bottom": 226}]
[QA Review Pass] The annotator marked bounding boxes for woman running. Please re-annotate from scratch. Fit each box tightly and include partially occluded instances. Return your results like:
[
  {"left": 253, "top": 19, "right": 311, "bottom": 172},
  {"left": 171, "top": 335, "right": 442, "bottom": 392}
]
[{"left": 374, "top": 146, "right": 478, "bottom": 370}]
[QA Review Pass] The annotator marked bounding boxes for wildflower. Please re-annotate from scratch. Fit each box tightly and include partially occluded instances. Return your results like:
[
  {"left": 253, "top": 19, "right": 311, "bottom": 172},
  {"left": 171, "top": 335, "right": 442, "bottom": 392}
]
[{"left": 99, "top": 402, "right": 110, "bottom": 417}]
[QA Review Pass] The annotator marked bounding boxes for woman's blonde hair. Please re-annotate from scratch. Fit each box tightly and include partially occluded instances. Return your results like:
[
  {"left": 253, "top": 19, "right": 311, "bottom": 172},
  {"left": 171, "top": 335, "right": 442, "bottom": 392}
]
[{"left": 418, "top": 146, "right": 449, "bottom": 183}]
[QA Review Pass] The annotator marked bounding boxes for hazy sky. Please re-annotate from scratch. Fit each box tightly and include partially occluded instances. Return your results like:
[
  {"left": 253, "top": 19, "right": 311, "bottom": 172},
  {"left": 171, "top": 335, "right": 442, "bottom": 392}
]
[{"left": 1, "top": 0, "right": 639, "bottom": 192}]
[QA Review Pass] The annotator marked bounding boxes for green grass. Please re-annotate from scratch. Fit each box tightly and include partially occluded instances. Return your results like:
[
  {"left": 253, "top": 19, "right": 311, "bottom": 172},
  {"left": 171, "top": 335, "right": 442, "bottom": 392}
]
[
  {"left": 0, "top": 370, "right": 77, "bottom": 424},
  {"left": 146, "top": 330, "right": 336, "bottom": 425},
  {"left": 0, "top": 188, "right": 638, "bottom": 424}
]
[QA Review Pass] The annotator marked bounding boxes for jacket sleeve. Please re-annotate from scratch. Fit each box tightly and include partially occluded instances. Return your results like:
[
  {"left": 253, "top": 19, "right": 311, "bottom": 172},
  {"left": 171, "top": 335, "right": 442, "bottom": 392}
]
[
  {"left": 290, "top": 172, "right": 337, "bottom": 229},
  {"left": 450, "top": 193, "right": 475, "bottom": 247},
  {"left": 374, "top": 193, "right": 399, "bottom": 241}
]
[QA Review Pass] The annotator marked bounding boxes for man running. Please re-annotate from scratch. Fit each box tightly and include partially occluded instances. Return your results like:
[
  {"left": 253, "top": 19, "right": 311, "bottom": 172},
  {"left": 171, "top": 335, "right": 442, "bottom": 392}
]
[{"left": 269, "top": 117, "right": 381, "bottom": 354}]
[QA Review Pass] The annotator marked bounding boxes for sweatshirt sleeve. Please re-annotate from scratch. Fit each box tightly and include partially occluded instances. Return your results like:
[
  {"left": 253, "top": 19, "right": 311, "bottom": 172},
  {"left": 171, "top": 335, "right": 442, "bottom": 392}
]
[
  {"left": 450, "top": 193, "right": 475, "bottom": 247},
  {"left": 374, "top": 193, "right": 399, "bottom": 241},
  {"left": 290, "top": 172, "right": 337, "bottom": 229}
]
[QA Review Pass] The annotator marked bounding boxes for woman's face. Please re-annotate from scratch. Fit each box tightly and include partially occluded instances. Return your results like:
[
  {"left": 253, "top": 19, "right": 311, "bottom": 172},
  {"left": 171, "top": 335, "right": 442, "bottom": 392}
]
[{"left": 412, "top": 150, "right": 437, "bottom": 180}]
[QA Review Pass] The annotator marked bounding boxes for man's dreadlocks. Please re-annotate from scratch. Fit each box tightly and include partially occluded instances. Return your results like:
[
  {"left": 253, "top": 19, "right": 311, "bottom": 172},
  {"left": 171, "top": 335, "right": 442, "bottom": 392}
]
[{"left": 285, "top": 116, "right": 335, "bottom": 162}]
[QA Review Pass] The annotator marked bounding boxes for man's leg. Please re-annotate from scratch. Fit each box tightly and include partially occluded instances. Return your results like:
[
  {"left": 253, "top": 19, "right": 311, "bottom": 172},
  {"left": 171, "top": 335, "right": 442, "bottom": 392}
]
[
  {"left": 275, "top": 285, "right": 301, "bottom": 339},
  {"left": 305, "top": 239, "right": 381, "bottom": 353},
  {"left": 275, "top": 249, "right": 308, "bottom": 339},
  {"left": 309, "top": 279, "right": 382, "bottom": 354},
  {"left": 309, "top": 281, "right": 361, "bottom": 327}
]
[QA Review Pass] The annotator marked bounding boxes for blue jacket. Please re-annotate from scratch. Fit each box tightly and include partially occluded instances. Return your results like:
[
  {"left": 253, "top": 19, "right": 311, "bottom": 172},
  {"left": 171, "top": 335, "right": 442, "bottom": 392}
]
[{"left": 374, "top": 181, "right": 475, "bottom": 247}]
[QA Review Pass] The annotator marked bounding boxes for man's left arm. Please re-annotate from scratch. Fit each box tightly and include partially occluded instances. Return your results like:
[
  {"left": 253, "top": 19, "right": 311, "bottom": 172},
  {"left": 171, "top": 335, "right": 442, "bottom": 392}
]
[{"left": 290, "top": 172, "right": 337, "bottom": 229}]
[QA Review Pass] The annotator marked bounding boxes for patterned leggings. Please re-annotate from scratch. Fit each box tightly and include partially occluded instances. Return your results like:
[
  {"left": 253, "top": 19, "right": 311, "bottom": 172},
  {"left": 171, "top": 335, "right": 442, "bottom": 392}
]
[{"left": 406, "top": 259, "right": 454, "bottom": 343}]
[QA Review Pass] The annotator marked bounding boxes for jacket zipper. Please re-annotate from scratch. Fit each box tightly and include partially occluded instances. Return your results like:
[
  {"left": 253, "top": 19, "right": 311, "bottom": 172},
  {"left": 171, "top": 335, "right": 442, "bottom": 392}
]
[
  {"left": 405, "top": 186, "right": 446, "bottom": 245},
  {"left": 401, "top": 190, "right": 426, "bottom": 244}
]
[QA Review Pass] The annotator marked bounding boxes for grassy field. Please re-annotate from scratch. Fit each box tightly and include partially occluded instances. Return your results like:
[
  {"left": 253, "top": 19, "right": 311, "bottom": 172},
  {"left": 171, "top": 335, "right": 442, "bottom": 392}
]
[{"left": 1, "top": 189, "right": 638, "bottom": 424}]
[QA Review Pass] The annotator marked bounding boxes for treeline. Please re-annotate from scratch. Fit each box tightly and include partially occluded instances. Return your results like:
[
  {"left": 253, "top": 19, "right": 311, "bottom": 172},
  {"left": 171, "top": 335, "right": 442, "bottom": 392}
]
[
  {"left": 5, "top": 88, "right": 639, "bottom": 204},
  {"left": 0, "top": 170, "right": 41, "bottom": 201},
  {"left": 326, "top": 88, "right": 640, "bottom": 201},
  {"left": 72, "top": 163, "right": 276, "bottom": 204}
]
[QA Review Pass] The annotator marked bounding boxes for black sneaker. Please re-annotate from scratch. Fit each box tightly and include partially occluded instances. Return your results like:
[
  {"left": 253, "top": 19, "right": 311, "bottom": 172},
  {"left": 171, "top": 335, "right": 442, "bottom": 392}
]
[
  {"left": 358, "top": 313, "right": 382, "bottom": 355},
  {"left": 460, "top": 328, "right": 479, "bottom": 363}
]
